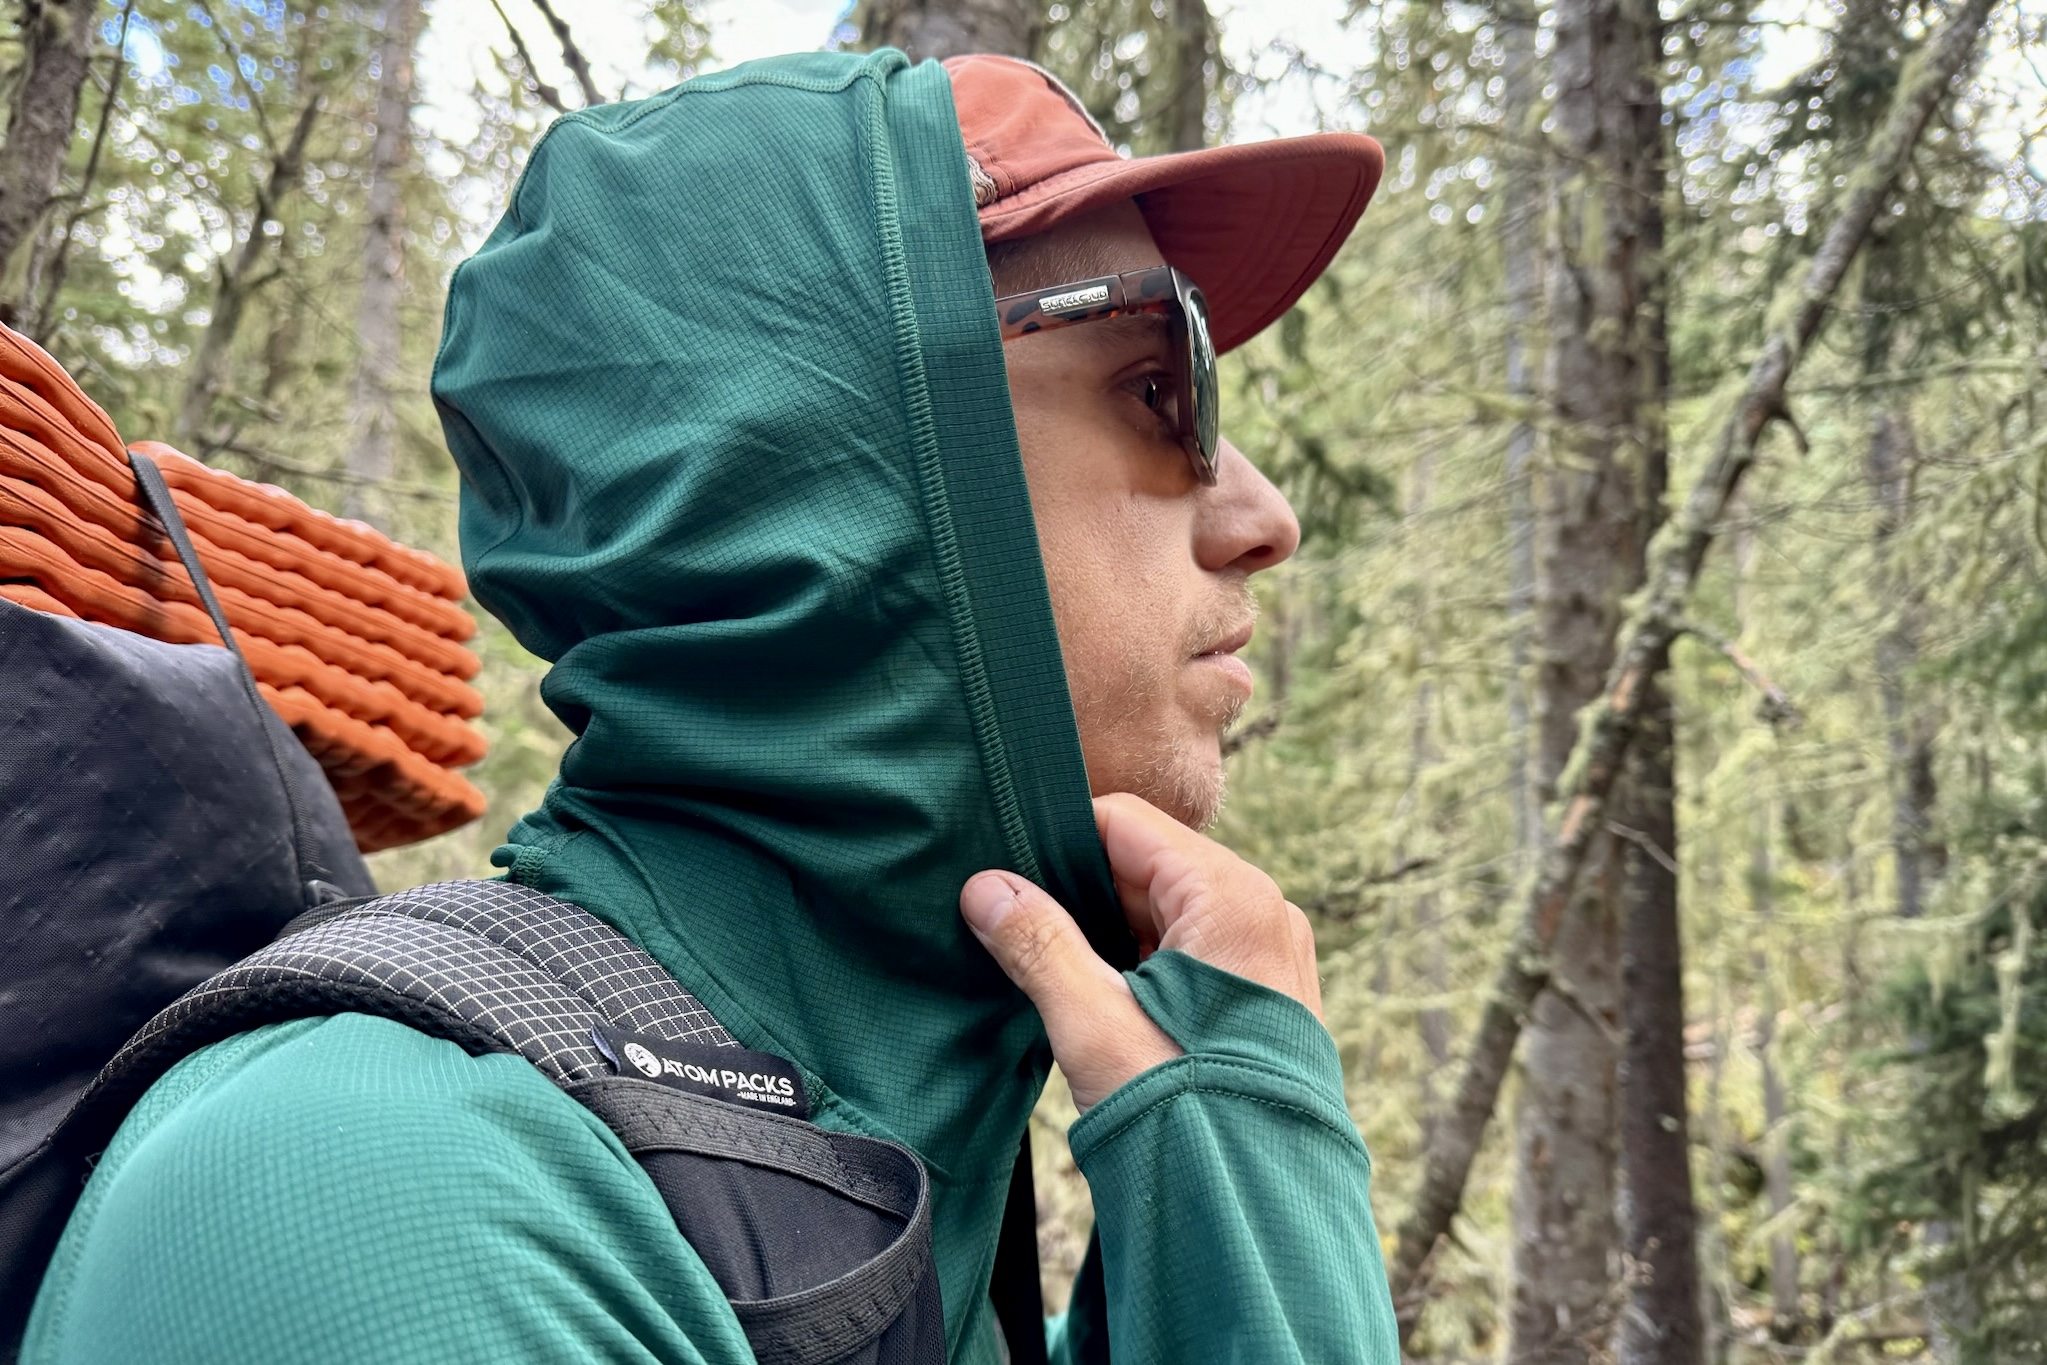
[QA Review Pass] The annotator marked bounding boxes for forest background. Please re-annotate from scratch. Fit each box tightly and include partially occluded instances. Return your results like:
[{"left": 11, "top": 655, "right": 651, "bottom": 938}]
[{"left": 5, "top": 0, "right": 2047, "bottom": 1359}]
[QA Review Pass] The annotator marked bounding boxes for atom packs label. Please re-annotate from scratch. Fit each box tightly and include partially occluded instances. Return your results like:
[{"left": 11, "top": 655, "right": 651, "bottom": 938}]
[{"left": 593, "top": 1024, "right": 810, "bottom": 1119}]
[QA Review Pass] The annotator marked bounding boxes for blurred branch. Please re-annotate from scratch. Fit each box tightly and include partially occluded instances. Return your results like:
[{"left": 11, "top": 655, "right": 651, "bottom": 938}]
[
  {"left": 216, "top": 441, "right": 457, "bottom": 503},
  {"left": 1680, "top": 624, "right": 1801, "bottom": 728},
  {"left": 489, "top": 0, "right": 569, "bottom": 115},
  {"left": 31, "top": 0, "right": 135, "bottom": 341},
  {"left": 1608, "top": 820, "right": 1680, "bottom": 879},
  {"left": 191, "top": 0, "right": 279, "bottom": 154},
  {"left": 1220, "top": 710, "right": 1281, "bottom": 756},
  {"left": 1369, "top": 855, "right": 1439, "bottom": 885},
  {"left": 1385, "top": 0, "right": 2002, "bottom": 1330},
  {"left": 1547, "top": 970, "right": 1625, "bottom": 1050},
  {"left": 1793, "top": 357, "right": 2035, "bottom": 393},
  {"left": 173, "top": 87, "right": 325, "bottom": 450},
  {"left": 529, "top": 0, "right": 605, "bottom": 106},
  {"left": 1299, "top": 857, "right": 1440, "bottom": 922}
]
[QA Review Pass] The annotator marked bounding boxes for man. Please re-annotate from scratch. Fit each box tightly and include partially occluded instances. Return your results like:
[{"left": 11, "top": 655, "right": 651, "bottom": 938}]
[{"left": 23, "top": 50, "right": 1395, "bottom": 1363}]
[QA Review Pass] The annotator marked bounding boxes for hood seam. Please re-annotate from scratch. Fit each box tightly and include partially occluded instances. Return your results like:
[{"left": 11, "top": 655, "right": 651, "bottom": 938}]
[{"left": 857, "top": 72, "right": 1043, "bottom": 888}]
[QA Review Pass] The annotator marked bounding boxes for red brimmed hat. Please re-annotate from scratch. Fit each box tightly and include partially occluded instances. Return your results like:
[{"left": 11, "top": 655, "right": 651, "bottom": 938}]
[{"left": 943, "top": 54, "right": 1384, "bottom": 355}]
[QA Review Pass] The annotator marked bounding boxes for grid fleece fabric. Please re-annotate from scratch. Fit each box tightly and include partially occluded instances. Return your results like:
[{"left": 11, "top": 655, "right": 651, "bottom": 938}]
[{"left": 25, "top": 48, "right": 1398, "bottom": 1365}]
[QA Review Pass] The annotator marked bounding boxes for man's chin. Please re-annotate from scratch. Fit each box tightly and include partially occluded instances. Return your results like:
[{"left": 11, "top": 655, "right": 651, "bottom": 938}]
[
  {"left": 1135, "top": 740, "right": 1226, "bottom": 831},
  {"left": 1079, "top": 702, "right": 1233, "bottom": 831}
]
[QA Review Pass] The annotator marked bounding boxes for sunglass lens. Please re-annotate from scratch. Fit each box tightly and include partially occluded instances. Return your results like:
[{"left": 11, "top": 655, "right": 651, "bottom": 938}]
[{"left": 1183, "top": 284, "right": 1219, "bottom": 483}]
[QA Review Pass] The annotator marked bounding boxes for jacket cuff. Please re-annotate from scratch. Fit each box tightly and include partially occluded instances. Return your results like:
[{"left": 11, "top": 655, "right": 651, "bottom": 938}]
[{"left": 1066, "top": 950, "right": 1363, "bottom": 1166}]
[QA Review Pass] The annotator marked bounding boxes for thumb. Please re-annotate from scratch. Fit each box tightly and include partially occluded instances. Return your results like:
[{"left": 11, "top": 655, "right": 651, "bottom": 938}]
[
  {"left": 960, "top": 871, "right": 1127, "bottom": 1029},
  {"left": 960, "top": 870, "right": 1183, "bottom": 1110}
]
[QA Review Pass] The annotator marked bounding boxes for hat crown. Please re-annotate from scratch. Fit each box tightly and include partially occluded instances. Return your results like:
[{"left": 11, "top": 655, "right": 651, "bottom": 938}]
[{"left": 943, "top": 54, "right": 1121, "bottom": 208}]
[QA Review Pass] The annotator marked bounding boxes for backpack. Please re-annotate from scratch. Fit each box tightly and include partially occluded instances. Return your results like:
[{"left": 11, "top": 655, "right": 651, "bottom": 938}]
[
  {"left": 0, "top": 450, "right": 376, "bottom": 1170},
  {"left": 0, "top": 451, "right": 1044, "bottom": 1364}
]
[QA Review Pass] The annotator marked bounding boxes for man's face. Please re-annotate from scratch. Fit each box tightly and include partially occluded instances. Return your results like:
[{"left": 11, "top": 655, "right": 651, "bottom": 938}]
[{"left": 996, "top": 200, "right": 1302, "bottom": 830}]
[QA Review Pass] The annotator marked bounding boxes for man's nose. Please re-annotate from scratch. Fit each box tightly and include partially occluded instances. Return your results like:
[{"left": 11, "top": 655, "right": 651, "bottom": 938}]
[{"left": 1197, "top": 437, "right": 1302, "bottom": 574}]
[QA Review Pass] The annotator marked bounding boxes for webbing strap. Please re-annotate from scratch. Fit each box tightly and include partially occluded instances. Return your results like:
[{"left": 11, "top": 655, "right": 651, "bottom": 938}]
[
  {"left": 991, "top": 1133, "right": 1048, "bottom": 1365},
  {"left": 570, "top": 1078, "right": 938, "bottom": 1365},
  {"left": 126, "top": 449, "right": 343, "bottom": 907}
]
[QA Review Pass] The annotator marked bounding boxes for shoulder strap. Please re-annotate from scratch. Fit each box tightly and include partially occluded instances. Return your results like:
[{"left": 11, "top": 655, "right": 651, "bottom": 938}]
[
  {"left": 992, "top": 1136, "right": 1049, "bottom": 1365},
  {"left": 61, "top": 880, "right": 739, "bottom": 1164},
  {"left": 571, "top": 1077, "right": 940, "bottom": 1365}
]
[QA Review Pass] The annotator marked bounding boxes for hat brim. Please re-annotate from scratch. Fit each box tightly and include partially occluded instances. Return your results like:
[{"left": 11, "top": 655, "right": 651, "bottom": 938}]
[{"left": 976, "top": 133, "right": 1384, "bottom": 354}]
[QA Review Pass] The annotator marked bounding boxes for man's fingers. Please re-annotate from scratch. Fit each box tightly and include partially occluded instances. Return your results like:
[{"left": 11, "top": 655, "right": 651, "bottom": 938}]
[
  {"left": 1094, "top": 791, "right": 1276, "bottom": 939},
  {"left": 1089, "top": 792, "right": 1326, "bottom": 1022},
  {"left": 1094, "top": 792, "right": 1204, "bottom": 936},
  {"left": 1288, "top": 900, "right": 1325, "bottom": 1020},
  {"left": 1109, "top": 865, "right": 1164, "bottom": 950},
  {"left": 1093, "top": 790, "right": 1198, "bottom": 875}
]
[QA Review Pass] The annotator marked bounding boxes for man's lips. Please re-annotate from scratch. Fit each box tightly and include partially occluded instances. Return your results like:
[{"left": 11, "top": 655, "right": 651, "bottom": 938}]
[
  {"left": 1192, "top": 623, "right": 1256, "bottom": 698},
  {"left": 1195, "top": 622, "right": 1255, "bottom": 660}
]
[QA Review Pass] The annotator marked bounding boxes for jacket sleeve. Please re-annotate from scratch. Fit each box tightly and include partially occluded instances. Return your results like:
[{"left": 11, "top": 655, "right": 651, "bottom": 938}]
[
  {"left": 22, "top": 1013, "right": 751, "bottom": 1365},
  {"left": 1044, "top": 951, "right": 1399, "bottom": 1365}
]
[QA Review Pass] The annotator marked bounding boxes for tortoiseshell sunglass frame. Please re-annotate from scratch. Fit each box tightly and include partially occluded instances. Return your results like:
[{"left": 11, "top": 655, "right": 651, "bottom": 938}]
[{"left": 992, "top": 264, "right": 1220, "bottom": 486}]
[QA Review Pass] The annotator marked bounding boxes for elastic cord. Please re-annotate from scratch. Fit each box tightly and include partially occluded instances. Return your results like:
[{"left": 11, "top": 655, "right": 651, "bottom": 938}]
[{"left": 128, "top": 449, "right": 345, "bottom": 906}]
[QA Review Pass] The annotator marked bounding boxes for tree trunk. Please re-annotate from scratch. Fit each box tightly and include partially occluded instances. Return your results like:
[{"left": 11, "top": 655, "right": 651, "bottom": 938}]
[
  {"left": 1869, "top": 410, "right": 1937, "bottom": 919},
  {"left": 0, "top": 0, "right": 103, "bottom": 325},
  {"left": 27, "top": 0, "right": 134, "bottom": 343},
  {"left": 1605, "top": 18, "right": 1705, "bottom": 1357},
  {"left": 1759, "top": 1022, "right": 1800, "bottom": 1335},
  {"left": 1868, "top": 407, "right": 1972, "bottom": 1356},
  {"left": 1508, "top": 0, "right": 1667, "bottom": 1351},
  {"left": 1509, "top": 869, "right": 1621, "bottom": 1365},
  {"left": 1818, "top": 856, "right": 1863, "bottom": 1339},
  {"left": 1499, "top": 0, "right": 1541, "bottom": 866},
  {"left": 1730, "top": 488, "right": 1799, "bottom": 1342},
  {"left": 1163, "top": 0, "right": 1210, "bottom": 153},
  {"left": 859, "top": 0, "right": 1040, "bottom": 61},
  {"left": 343, "top": 0, "right": 425, "bottom": 531},
  {"left": 174, "top": 93, "right": 323, "bottom": 452},
  {"left": 1700, "top": 884, "right": 1737, "bottom": 1365},
  {"left": 1385, "top": 0, "right": 1997, "bottom": 1334},
  {"left": 1616, "top": 663, "right": 1704, "bottom": 1365},
  {"left": 1406, "top": 449, "right": 1452, "bottom": 1109}
]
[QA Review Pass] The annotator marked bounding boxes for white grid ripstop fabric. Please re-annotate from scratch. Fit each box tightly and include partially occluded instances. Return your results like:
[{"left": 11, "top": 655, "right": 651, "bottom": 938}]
[
  {"left": 370, "top": 882, "right": 736, "bottom": 1045},
  {"left": 129, "top": 881, "right": 738, "bottom": 1085}
]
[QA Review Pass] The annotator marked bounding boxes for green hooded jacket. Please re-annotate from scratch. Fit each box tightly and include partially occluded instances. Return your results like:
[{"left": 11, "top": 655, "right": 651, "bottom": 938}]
[{"left": 24, "top": 50, "right": 1397, "bottom": 1364}]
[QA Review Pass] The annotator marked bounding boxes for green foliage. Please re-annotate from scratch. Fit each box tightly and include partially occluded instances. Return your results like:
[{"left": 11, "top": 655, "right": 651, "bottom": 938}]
[
  {"left": 645, "top": 0, "right": 713, "bottom": 83},
  {"left": 1213, "top": 0, "right": 2047, "bottom": 1355},
  {"left": 1854, "top": 528, "right": 2047, "bottom": 1359}
]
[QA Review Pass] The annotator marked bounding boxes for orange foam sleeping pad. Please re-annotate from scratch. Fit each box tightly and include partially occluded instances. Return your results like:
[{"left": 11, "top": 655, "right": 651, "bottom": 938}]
[
  {"left": 0, "top": 327, "right": 463, "bottom": 599},
  {"left": 0, "top": 325, "right": 487, "bottom": 852},
  {"left": 0, "top": 426, "right": 472, "bottom": 642},
  {"left": 0, "top": 467, "right": 478, "bottom": 677}
]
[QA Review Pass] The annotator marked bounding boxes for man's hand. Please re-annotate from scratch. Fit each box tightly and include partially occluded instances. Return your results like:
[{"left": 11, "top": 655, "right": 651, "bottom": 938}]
[{"left": 959, "top": 792, "right": 1323, "bottom": 1111}]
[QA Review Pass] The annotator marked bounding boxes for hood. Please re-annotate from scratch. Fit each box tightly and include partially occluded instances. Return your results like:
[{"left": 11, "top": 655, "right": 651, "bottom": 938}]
[{"left": 430, "top": 50, "right": 1119, "bottom": 1350}]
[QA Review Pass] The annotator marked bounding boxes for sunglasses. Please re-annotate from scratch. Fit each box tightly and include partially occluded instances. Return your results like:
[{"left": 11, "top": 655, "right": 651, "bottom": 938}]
[{"left": 993, "top": 264, "right": 1219, "bottom": 486}]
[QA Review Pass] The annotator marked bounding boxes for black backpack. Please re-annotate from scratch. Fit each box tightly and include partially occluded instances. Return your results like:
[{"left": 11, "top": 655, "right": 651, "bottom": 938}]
[{"left": 0, "top": 452, "right": 1041, "bottom": 1364}]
